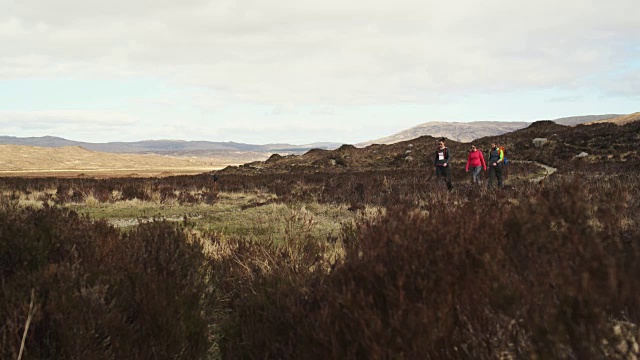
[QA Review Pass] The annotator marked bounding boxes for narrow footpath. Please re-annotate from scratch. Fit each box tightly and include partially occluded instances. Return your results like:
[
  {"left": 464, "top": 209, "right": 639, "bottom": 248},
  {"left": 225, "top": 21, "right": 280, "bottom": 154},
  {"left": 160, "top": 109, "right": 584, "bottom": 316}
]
[{"left": 531, "top": 161, "right": 558, "bottom": 183}]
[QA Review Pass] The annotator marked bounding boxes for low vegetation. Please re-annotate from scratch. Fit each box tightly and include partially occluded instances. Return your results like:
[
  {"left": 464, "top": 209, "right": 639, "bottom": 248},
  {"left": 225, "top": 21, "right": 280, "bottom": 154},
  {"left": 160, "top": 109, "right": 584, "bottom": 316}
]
[{"left": 2, "top": 120, "right": 640, "bottom": 359}]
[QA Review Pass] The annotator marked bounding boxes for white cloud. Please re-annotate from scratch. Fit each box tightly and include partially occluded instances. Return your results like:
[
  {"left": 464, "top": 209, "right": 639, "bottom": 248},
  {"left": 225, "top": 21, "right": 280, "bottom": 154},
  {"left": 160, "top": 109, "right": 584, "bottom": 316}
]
[
  {"left": 311, "top": 106, "right": 336, "bottom": 115},
  {"left": 1, "top": 0, "right": 639, "bottom": 106},
  {"left": 188, "top": 90, "right": 227, "bottom": 112},
  {"left": 600, "top": 70, "right": 640, "bottom": 97},
  {"left": 546, "top": 95, "right": 584, "bottom": 103},
  {"left": 216, "top": 124, "right": 359, "bottom": 144},
  {"left": 0, "top": 109, "right": 138, "bottom": 125},
  {"left": 268, "top": 104, "right": 298, "bottom": 116},
  {"left": 0, "top": 110, "right": 142, "bottom": 140}
]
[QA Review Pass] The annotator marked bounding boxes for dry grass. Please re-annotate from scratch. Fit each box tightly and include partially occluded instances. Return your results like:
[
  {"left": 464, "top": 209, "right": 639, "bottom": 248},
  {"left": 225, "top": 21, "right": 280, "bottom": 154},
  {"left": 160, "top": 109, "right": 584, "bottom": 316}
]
[
  {"left": 5, "top": 182, "right": 356, "bottom": 245},
  {"left": 586, "top": 112, "right": 640, "bottom": 125},
  {"left": 0, "top": 144, "right": 224, "bottom": 177}
]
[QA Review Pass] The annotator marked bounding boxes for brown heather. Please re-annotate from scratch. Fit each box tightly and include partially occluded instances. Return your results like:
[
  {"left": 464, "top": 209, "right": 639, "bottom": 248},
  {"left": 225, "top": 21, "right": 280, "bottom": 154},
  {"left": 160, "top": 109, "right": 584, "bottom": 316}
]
[
  {"left": 214, "top": 176, "right": 640, "bottom": 359},
  {"left": 1, "top": 119, "right": 640, "bottom": 359},
  {"left": 0, "top": 202, "right": 216, "bottom": 359}
]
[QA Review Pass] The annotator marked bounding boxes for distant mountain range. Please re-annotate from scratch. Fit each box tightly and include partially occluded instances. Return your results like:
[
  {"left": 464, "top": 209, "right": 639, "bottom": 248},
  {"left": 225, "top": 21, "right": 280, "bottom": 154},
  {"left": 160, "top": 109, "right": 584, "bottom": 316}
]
[
  {"left": 1, "top": 114, "right": 634, "bottom": 163},
  {"left": 358, "top": 114, "right": 624, "bottom": 145},
  {"left": 357, "top": 121, "right": 530, "bottom": 146},
  {"left": 0, "top": 136, "right": 342, "bottom": 154}
]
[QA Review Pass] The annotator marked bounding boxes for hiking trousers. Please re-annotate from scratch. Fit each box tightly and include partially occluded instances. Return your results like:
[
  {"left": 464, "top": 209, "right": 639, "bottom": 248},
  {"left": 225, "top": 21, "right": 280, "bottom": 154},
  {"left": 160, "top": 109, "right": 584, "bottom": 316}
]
[
  {"left": 471, "top": 166, "right": 483, "bottom": 184},
  {"left": 488, "top": 165, "right": 503, "bottom": 188},
  {"left": 435, "top": 166, "right": 453, "bottom": 190}
]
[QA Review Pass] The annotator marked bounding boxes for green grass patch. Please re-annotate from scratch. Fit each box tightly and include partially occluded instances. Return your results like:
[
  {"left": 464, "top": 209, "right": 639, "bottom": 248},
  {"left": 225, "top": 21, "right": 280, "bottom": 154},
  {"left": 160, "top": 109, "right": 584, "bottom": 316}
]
[{"left": 60, "top": 190, "right": 355, "bottom": 242}]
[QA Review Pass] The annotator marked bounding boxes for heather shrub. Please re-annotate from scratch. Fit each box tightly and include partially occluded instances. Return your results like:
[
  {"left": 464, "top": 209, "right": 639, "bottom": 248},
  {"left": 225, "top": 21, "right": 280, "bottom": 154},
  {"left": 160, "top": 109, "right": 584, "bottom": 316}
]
[
  {"left": 0, "top": 199, "right": 215, "bottom": 359},
  {"left": 92, "top": 185, "right": 113, "bottom": 203},
  {"left": 54, "top": 183, "right": 71, "bottom": 205},
  {"left": 177, "top": 190, "right": 199, "bottom": 204},
  {"left": 1, "top": 153, "right": 640, "bottom": 359},
  {"left": 101, "top": 221, "right": 215, "bottom": 358},
  {"left": 70, "top": 189, "right": 85, "bottom": 203},
  {"left": 213, "top": 221, "right": 333, "bottom": 359},
  {"left": 159, "top": 186, "right": 178, "bottom": 203},
  {"left": 121, "top": 184, "right": 150, "bottom": 201},
  {"left": 217, "top": 179, "right": 640, "bottom": 359}
]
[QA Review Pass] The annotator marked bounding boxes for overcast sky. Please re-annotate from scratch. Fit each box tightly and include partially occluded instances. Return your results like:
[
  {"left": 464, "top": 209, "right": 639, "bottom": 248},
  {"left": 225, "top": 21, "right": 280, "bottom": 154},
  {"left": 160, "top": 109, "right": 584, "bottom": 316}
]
[{"left": 1, "top": 0, "right": 638, "bottom": 144}]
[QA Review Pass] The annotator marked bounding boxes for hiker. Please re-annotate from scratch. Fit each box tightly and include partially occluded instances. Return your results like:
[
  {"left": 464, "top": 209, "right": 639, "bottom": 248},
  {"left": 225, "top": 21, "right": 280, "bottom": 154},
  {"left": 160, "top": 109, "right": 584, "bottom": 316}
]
[
  {"left": 465, "top": 144, "right": 486, "bottom": 184},
  {"left": 212, "top": 173, "right": 219, "bottom": 198},
  {"left": 487, "top": 142, "right": 504, "bottom": 188},
  {"left": 434, "top": 138, "right": 453, "bottom": 190}
]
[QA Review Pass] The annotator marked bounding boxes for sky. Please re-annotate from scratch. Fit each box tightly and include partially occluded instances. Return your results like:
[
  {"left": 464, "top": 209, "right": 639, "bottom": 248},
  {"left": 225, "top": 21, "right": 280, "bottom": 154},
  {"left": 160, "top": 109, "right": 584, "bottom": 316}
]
[{"left": 0, "top": 0, "right": 638, "bottom": 145}]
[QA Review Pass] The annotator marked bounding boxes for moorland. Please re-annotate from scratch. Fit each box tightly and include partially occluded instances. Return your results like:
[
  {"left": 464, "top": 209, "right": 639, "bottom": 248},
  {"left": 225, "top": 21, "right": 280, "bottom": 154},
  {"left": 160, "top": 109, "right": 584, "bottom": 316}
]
[
  {"left": 0, "top": 144, "right": 224, "bottom": 178},
  {"left": 1, "top": 119, "right": 640, "bottom": 359}
]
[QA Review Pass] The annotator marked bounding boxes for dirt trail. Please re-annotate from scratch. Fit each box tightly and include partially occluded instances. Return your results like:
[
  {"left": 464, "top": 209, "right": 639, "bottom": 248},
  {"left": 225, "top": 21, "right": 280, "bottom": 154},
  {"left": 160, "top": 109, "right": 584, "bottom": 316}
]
[
  {"left": 531, "top": 161, "right": 558, "bottom": 183},
  {"left": 108, "top": 215, "right": 203, "bottom": 228}
]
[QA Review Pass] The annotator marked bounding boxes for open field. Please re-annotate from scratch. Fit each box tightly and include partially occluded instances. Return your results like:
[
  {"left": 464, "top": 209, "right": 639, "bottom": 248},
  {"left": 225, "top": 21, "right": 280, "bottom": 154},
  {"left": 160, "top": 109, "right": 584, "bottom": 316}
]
[{"left": 0, "top": 144, "right": 232, "bottom": 178}]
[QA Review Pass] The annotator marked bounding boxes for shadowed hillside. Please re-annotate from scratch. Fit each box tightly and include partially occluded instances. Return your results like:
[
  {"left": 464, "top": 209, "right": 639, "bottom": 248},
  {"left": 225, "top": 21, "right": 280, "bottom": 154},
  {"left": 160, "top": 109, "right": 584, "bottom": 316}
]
[
  {"left": 221, "top": 120, "right": 640, "bottom": 176},
  {"left": 475, "top": 120, "right": 640, "bottom": 171}
]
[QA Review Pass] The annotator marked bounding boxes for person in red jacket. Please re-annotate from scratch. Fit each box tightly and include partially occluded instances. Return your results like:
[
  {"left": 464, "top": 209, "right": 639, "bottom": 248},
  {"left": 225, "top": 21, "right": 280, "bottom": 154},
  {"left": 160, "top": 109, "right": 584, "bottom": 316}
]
[{"left": 465, "top": 144, "right": 486, "bottom": 185}]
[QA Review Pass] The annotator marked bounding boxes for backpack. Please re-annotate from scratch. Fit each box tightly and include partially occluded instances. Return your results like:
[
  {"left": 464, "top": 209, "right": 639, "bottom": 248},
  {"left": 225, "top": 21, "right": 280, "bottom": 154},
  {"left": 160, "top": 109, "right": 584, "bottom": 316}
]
[{"left": 499, "top": 146, "right": 508, "bottom": 165}]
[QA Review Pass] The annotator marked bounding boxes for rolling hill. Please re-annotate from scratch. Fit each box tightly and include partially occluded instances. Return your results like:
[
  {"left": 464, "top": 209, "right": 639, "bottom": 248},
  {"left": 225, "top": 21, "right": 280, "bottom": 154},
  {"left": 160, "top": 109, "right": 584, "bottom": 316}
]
[
  {"left": 357, "top": 114, "right": 624, "bottom": 146},
  {"left": 358, "top": 121, "right": 529, "bottom": 145},
  {"left": 584, "top": 112, "right": 640, "bottom": 125},
  {"left": 550, "top": 114, "right": 623, "bottom": 126}
]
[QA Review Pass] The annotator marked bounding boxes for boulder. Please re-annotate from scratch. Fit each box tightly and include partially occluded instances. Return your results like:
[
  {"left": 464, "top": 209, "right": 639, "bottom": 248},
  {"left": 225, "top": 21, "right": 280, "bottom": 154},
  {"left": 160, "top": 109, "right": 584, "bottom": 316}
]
[
  {"left": 533, "top": 138, "right": 548, "bottom": 147},
  {"left": 576, "top": 152, "right": 589, "bottom": 158}
]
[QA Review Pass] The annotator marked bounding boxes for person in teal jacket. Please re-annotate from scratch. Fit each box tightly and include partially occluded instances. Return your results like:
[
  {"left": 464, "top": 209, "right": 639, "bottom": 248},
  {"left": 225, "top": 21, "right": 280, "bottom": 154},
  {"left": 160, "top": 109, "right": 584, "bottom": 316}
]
[{"left": 487, "top": 142, "right": 504, "bottom": 188}]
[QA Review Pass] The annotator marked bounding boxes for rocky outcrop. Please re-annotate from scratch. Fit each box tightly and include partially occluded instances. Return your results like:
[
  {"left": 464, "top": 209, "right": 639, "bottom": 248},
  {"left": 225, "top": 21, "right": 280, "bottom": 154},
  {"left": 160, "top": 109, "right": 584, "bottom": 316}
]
[{"left": 532, "top": 138, "right": 548, "bottom": 147}]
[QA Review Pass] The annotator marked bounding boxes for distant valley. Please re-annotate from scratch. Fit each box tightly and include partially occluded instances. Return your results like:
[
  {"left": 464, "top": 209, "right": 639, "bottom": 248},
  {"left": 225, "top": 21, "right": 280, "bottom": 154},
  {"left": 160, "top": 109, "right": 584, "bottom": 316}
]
[
  {"left": 0, "top": 145, "right": 222, "bottom": 177},
  {"left": 0, "top": 136, "right": 342, "bottom": 155},
  {"left": 0, "top": 136, "right": 341, "bottom": 175}
]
